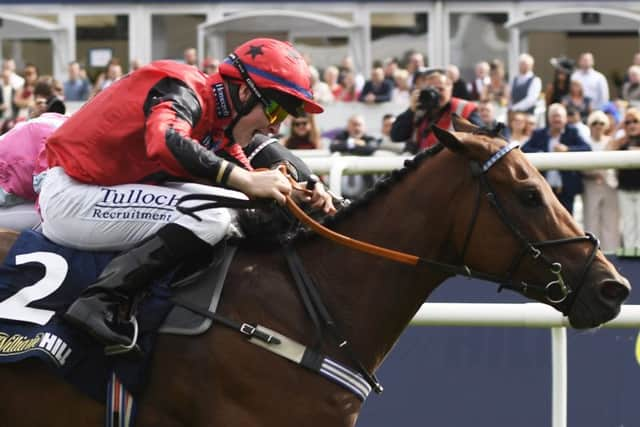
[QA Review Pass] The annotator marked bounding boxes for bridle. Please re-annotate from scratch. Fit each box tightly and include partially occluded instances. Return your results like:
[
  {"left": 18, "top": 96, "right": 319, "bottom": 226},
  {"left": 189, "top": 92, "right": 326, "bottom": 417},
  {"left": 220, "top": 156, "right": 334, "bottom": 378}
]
[
  {"left": 285, "top": 140, "right": 600, "bottom": 315},
  {"left": 453, "top": 141, "right": 599, "bottom": 314}
]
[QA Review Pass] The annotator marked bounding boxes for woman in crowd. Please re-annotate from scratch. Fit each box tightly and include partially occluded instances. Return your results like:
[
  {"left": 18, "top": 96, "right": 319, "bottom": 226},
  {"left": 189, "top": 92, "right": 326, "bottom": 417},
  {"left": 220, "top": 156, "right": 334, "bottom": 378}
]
[
  {"left": 482, "top": 59, "right": 509, "bottom": 107},
  {"left": 334, "top": 70, "right": 360, "bottom": 102},
  {"left": 561, "top": 79, "right": 592, "bottom": 123},
  {"left": 392, "top": 69, "right": 411, "bottom": 105},
  {"left": 581, "top": 111, "right": 619, "bottom": 252},
  {"left": 608, "top": 108, "right": 640, "bottom": 249},
  {"left": 323, "top": 65, "right": 342, "bottom": 100},
  {"left": 508, "top": 111, "right": 531, "bottom": 145},
  {"left": 281, "top": 113, "right": 322, "bottom": 150},
  {"left": 545, "top": 56, "right": 574, "bottom": 106},
  {"left": 310, "top": 66, "right": 333, "bottom": 105},
  {"left": 13, "top": 63, "right": 38, "bottom": 119},
  {"left": 91, "top": 58, "right": 123, "bottom": 98}
]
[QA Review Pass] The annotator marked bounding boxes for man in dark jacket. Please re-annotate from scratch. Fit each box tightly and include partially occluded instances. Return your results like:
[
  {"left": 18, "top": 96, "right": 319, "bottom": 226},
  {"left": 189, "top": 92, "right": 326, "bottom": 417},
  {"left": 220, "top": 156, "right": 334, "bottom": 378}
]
[
  {"left": 330, "top": 114, "right": 380, "bottom": 198},
  {"left": 522, "top": 103, "right": 591, "bottom": 214},
  {"left": 359, "top": 66, "right": 393, "bottom": 104}
]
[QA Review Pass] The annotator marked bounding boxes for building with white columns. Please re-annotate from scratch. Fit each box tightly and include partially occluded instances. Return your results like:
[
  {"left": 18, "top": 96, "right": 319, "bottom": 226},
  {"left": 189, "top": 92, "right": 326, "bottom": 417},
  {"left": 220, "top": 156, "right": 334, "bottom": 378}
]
[{"left": 0, "top": 1, "right": 639, "bottom": 89}]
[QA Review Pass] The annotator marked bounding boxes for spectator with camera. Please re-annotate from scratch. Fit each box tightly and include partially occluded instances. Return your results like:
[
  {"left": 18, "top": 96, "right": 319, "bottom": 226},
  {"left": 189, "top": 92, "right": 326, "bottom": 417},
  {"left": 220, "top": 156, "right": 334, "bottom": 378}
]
[{"left": 390, "top": 68, "right": 482, "bottom": 153}]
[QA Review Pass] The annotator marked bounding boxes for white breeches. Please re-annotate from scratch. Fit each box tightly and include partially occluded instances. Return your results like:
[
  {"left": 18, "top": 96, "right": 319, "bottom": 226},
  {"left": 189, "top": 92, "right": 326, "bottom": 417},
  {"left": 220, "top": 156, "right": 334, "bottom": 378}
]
[
  {"left": 39, "top": 167, "right": 245, "bottom": 251},
  {"left": 0, "top": 203, "right": 41, "bottom": 231}
]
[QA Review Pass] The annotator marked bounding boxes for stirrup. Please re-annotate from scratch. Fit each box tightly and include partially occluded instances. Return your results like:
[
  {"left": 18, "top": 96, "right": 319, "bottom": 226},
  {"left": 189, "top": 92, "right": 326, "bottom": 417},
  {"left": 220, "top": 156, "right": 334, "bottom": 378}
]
[{"left": 104, "top": 316, "right": 140, "bottom": 357}]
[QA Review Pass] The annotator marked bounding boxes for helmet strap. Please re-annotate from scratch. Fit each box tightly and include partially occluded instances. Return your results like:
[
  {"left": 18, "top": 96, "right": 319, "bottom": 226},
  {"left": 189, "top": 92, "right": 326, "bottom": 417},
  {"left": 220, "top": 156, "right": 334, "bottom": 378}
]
[{"left": 224, "top": 80, "right": 260, "bottom": 143}]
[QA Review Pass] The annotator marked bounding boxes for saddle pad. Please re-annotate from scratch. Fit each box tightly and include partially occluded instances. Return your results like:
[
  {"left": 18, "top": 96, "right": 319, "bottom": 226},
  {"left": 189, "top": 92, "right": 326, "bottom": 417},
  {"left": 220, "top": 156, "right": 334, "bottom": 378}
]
[
  {"left": 159, "top": 243, "right": 236, "bottom": 335},
  {"left": 0, "top": 230, "right": 174, "bottom": 401}
]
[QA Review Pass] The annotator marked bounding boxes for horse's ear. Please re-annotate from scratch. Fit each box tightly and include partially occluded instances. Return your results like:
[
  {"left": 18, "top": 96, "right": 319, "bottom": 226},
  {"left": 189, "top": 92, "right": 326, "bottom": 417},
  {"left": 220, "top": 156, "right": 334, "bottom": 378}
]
[
  {"left": 451, "top": 114, "right": 479, "bottom": 133},
  {"left": 433, "top": 125, "right": 466, "bottom": 153}
]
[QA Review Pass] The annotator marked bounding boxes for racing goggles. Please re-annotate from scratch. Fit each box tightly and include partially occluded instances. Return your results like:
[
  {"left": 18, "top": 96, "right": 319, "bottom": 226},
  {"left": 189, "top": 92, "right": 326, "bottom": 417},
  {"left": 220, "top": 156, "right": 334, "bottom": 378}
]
[
  {"left": 228, "top": 53, "right": 290, "bottom": 125},
  {"left": 262, "top": 99, "right": 289, "bottom": 125}
]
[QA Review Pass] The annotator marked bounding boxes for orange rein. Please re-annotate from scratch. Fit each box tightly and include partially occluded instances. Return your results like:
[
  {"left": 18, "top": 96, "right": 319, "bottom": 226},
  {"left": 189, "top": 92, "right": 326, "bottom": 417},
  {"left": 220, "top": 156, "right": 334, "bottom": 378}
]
[{"left": 282, "top": 169, "right": 419, "bottom": 267}]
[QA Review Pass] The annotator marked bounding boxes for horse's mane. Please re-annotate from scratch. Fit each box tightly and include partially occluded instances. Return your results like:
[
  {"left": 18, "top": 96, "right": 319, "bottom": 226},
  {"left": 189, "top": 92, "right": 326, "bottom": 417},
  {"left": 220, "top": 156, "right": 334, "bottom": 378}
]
[{"left": 289, "top": 143, "right": 446, "bottom": 243}]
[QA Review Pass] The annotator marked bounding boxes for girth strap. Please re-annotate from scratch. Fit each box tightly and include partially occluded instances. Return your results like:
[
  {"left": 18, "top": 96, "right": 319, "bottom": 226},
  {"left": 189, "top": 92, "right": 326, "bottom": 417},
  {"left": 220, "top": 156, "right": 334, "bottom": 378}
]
[
  {"left": 171, "top": 295, "right": 281, "bottom": 345},
  {"left": 171, "top": 294, "right": 373, "bottom": 401},
  {"left": 283, "top": 246, "right": 383, "bottom": 394}
]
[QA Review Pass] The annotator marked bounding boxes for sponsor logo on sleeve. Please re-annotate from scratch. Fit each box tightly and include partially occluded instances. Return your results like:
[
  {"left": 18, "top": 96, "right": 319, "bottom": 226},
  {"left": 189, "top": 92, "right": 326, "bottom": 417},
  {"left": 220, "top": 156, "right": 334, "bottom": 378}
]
[{"left": 213, "top": 83, "right": 231, "bottom": 119}]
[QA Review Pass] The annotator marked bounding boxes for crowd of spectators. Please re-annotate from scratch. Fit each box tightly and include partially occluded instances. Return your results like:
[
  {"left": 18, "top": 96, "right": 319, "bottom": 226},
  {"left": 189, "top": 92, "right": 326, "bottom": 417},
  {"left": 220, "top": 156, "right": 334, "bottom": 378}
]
[
  {"left": 4, "top": 45, "right": 640, "bottom": 251},
  {"left": 270, "top": 48, "right": 640, "bottom": 252}
]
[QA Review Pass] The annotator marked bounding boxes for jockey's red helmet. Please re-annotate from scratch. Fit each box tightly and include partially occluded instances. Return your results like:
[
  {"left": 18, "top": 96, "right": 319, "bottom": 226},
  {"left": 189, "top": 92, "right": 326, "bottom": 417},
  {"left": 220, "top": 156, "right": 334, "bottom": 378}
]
[{"left": 219, "top": 38, "right": 324, "bottom": 116}]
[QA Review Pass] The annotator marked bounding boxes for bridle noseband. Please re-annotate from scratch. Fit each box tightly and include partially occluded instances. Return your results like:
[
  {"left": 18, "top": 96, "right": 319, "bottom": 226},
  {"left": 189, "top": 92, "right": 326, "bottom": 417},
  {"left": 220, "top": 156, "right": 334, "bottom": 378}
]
[{"left": 455, "top": 140, "right": 599, "bottom": 314}]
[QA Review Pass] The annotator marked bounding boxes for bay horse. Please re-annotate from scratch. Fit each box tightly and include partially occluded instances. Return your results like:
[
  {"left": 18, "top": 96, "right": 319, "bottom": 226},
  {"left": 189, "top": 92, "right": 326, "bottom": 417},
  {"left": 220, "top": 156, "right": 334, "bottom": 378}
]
[{"left": 0, "top": 121, "right": 630, "bottom": 426}]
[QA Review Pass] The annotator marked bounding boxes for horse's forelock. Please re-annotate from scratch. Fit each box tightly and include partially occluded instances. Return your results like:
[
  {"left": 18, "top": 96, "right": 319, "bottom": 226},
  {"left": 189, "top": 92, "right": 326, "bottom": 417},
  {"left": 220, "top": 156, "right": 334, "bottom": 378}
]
[{"left": 459, "top": 131, "right": 504, "bottom": 162}]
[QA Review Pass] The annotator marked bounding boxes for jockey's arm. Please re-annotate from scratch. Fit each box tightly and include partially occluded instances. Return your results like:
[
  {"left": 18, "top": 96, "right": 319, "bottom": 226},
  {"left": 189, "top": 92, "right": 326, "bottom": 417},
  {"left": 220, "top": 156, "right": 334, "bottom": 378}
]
[{"left": 144, "top": 97, "right": 291, "bottom": 203}]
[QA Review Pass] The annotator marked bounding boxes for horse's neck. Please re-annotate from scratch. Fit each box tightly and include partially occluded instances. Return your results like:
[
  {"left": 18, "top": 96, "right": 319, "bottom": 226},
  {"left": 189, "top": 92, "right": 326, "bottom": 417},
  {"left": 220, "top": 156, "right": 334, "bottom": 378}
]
[{"left": 300, "top": 161, "right": 457, "bottom": 370}]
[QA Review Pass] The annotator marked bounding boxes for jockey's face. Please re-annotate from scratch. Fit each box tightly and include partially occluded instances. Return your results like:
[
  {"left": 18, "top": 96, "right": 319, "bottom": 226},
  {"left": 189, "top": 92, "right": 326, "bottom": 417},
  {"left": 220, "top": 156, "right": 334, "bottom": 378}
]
[{"left": 232, "top": 84, "right": 282, "bottom": 146}]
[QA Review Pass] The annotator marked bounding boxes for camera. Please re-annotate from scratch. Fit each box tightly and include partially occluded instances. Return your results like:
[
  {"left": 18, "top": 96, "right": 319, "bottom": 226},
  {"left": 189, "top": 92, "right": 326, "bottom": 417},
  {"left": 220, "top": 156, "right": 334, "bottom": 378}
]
[{"left": 417, "top": 86, "right": 441, "bottom": 111}]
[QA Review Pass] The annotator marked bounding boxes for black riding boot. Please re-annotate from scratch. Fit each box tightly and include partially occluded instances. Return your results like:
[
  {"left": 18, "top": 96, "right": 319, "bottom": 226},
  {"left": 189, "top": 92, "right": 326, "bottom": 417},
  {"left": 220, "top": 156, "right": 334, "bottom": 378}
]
[{"left": 64, "top": 223, "right": 212, "bottom": 347}]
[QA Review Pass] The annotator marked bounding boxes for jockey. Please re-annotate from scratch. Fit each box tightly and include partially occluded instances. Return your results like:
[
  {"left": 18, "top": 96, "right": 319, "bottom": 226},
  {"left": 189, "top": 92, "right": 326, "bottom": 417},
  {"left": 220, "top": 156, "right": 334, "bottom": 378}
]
[
  {"left": 0, "top": 112, "right": 67, "bottom": 230},
  {"left": 39, "top": 38, "right": 335, "bottom": 348}
]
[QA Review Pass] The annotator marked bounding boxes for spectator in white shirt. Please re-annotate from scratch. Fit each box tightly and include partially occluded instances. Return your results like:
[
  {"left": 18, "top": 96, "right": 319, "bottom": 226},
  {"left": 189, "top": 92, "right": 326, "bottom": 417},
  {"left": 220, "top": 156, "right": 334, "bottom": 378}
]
[
  {"left": 309, "top": 66, "right": 333, "bottom": 105},
  {"left": 571, "top": 52, "right": 609, "bottom": 110},
  {"left": 508, "top": 53, "right": 542, "bottom": 115},
  {"left": 2, "top": 59, "right": 24, "bottom": 90},
  {"left": 468, "top": 61, "right": 490, "bottom": 101},
  {"left": 405, "top": 52, "right": 425, "bottom": 88}
]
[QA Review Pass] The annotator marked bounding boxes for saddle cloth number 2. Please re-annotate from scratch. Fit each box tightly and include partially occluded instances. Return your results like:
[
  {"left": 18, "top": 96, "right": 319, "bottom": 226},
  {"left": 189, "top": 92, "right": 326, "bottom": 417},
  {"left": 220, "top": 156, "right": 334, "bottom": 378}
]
[{"left": 0, "top": 252, "right": 69, "bottom": 325}]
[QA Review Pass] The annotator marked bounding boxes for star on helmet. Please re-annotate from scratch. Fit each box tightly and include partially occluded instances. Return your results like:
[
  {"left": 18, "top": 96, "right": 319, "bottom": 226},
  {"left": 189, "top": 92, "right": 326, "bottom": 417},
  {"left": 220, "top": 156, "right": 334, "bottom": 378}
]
[{"left": 246, "top": 45, "right": 264, "bottom": 60}]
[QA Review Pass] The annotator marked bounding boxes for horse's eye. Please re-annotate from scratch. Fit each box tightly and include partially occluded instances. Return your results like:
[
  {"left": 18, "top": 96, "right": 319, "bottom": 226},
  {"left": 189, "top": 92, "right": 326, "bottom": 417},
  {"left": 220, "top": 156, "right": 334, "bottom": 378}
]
[{"left": 519, "top": 188, "right": 542, "bottom": 207}]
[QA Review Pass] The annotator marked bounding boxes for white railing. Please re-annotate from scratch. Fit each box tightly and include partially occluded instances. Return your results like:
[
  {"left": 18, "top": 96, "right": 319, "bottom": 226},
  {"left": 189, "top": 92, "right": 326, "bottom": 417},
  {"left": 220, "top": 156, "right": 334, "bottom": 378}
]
[
  {"left": 298, "top": 150, "right": 640, "bottom": 196},
  {"left": 409, "top": 303, "right": 640, "bottom": 427}
]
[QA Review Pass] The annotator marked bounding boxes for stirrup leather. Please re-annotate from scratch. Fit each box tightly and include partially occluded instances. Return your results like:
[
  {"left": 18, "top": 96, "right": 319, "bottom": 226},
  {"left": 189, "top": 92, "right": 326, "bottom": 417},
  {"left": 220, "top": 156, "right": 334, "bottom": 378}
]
[{"left": 104, "top": 316, "right": 140, "bottom": 356}]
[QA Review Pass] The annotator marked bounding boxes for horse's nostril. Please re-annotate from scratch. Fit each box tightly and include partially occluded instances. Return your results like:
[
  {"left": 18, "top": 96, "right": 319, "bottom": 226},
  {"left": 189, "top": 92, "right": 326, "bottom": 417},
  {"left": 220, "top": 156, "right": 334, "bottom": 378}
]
[{"left": 600, "top": 281, "right": 630, "bottom": 303}]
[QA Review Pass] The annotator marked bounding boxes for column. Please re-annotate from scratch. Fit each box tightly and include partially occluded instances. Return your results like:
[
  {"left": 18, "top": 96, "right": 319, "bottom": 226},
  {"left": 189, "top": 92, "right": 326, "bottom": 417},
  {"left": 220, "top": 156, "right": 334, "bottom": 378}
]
[
  {"left": 128, "top": 6, "right": 151, "bottom": 66},
  {"left": 432, "top": 0, "right": 445, "bottom": 67},
  {"left": 58, "top": 10, "right": 76, "bottom": 67}
]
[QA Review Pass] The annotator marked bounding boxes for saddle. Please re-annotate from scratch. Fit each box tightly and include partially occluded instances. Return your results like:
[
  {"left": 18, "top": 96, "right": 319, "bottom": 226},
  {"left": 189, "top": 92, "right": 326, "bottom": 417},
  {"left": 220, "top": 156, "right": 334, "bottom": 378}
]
[{"left": 159, "top": 241, "right": 236, "bottom": 335}]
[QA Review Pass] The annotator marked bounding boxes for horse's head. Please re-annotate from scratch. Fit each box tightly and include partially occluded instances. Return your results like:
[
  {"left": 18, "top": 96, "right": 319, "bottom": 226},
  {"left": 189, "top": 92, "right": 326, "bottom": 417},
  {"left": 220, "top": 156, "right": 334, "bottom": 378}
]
[{"left": 433, "top": 116, "right": 629, "bottom": 328}]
